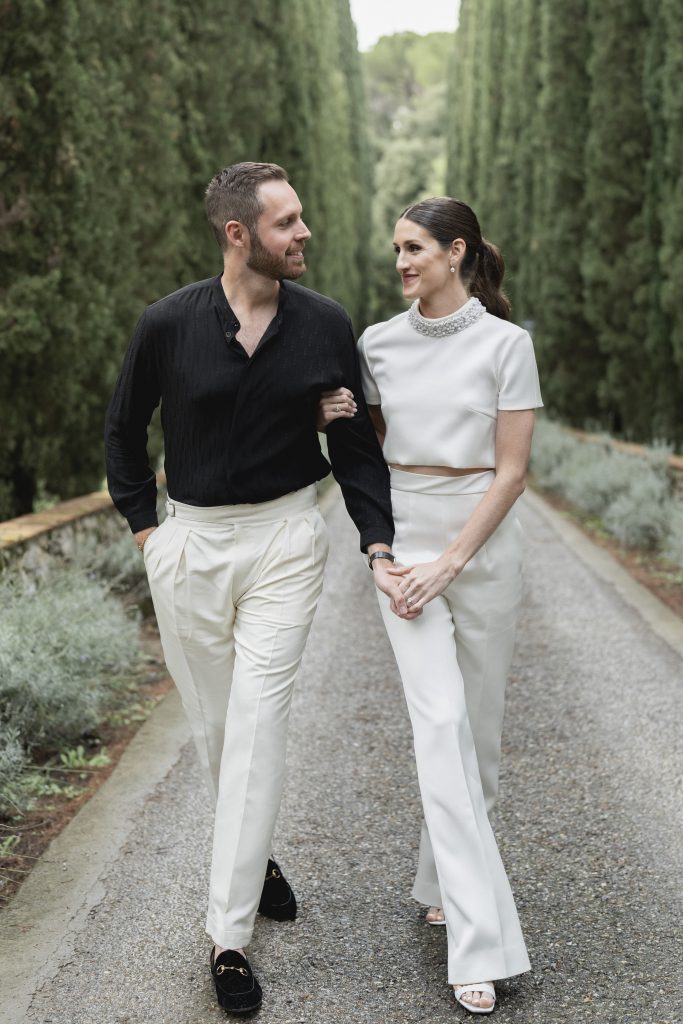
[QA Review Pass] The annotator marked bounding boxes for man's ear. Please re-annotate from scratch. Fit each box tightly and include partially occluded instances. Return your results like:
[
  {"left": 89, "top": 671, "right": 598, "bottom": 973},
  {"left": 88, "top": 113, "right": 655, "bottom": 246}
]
[{"left": 225, "top": 220, "right": 248, "bottom": 248}]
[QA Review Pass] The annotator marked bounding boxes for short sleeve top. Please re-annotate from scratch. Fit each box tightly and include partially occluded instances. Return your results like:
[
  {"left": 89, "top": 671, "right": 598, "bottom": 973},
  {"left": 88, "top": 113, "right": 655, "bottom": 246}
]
[{"left": 357, "top": 299, "right": 543, "bottom": 469}]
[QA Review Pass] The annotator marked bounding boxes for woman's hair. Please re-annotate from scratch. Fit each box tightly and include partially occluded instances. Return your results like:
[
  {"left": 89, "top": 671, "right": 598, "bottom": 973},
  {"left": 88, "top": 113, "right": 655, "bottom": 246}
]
[{"left": 400, "top": 197, "right": 511, "bottom": 320}]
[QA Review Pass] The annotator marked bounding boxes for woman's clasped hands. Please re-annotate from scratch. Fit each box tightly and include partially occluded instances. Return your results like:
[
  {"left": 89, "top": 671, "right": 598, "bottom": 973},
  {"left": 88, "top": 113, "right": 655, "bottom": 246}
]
[{"left": 387, "top": 554, "right": 463, "bottom": 614}]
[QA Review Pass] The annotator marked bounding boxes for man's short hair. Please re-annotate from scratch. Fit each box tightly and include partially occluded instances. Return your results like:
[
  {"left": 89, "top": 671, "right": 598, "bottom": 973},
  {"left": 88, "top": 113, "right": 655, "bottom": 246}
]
[{"left": 205, "top": 162, "right": 289, "bottom": 251}]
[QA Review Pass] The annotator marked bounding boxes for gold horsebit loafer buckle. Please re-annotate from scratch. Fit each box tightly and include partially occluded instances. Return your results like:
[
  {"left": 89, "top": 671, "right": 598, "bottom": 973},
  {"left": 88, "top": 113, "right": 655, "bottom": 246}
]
[{"left": 216, "top": 964, "right": 249, "bottom": 977}]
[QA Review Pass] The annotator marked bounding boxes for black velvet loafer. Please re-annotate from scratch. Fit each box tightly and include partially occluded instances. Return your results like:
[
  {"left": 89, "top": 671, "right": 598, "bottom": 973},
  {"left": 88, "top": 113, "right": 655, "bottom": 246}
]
[
  {"left": 257, "top": 858, "right": 297, "bottom": 921},
  {"left": 210, "top": 948, "right": 262, "bottom": 1015}
]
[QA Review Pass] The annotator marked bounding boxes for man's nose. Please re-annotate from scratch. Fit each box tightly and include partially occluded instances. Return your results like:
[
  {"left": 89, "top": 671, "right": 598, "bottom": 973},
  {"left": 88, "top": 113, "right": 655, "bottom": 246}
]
[{"left": 297, "top": 219, "right": 311, "bottom": 241}]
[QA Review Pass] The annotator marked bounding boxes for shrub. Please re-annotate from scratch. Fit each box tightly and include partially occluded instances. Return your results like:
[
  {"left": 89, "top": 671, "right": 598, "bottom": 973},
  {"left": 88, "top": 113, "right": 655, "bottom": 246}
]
[
  {"left": 70, "top": 529, "right": 146, "bottom": 589},
  {"left": 663, "top": 505, "right": 683, "bottom": 572},
  {"left": 0, "top": 570, "right": 140, "bottom": 752},
  {"left": 530, "top": 419, "right": 683, "bottom": 565},
  {"left": 603, "top": 470, "right": 672, "bottom": 550},
  {"left": 0, "top": 723, "right": 26, "bottom": 798}
]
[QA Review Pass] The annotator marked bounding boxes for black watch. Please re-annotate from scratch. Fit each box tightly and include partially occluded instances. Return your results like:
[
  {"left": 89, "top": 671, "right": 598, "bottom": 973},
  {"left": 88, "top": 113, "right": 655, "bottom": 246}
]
[{"left": 368, "top": 551, "right": 396, "bottom": 571}]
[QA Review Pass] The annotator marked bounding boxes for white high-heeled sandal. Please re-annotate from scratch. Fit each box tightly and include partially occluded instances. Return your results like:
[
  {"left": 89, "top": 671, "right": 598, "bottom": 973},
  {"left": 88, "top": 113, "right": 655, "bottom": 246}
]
[{"left": 453, "top": 982, "right": 496, "bottom": 1014}]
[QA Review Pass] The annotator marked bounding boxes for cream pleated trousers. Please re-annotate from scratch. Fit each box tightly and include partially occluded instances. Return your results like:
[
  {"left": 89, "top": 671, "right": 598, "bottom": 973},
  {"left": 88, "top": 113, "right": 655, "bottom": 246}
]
[
  {"left": 143, "top": 486, "right": 328, "bottom": 950},
  {"left": 377, "top": 469, "right": 530, "bottom": 984}
]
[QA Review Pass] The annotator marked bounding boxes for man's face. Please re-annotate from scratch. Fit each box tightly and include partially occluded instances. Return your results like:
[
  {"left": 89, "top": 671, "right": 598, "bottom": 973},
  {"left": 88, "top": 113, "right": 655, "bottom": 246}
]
[{"left": 247, "top": 179, "right": 311, "bottom": 280}]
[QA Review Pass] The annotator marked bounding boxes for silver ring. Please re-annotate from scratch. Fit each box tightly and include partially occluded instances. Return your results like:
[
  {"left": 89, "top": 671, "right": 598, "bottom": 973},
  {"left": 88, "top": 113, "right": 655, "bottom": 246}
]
[{"left": 335, "top": 404, "right": 340, "bottom": 413}]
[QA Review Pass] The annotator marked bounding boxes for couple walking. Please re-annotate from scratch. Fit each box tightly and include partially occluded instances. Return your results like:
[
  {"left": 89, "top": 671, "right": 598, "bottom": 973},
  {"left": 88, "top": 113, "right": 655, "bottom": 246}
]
[{"left": 105, "top": 161, "right": 542, "bottom": 1016}]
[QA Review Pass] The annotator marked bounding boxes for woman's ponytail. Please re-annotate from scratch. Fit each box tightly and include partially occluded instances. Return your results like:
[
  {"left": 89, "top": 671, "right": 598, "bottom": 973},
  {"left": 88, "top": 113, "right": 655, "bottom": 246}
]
[
  {"left": 470, "top": 238, "right": 511, "bottom": 321},
  {"left": 401, "top": 199, "right": 512, "bottom": 321}
]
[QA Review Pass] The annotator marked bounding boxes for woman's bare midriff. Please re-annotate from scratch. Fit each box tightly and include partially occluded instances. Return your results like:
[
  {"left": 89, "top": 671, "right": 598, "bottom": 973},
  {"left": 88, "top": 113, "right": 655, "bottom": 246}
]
[{"left": 388, "top": 463, "right": 494, "bottom": 477}]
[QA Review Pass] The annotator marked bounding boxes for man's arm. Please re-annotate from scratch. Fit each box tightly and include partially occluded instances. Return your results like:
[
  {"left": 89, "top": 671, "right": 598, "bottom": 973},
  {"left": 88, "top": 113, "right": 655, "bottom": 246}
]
[
  {"left": 104, "top": 311, "right": 161, "bottom": 536},
  {"left": 323, "top": 321, "right": 413, "bottom": 618},
  {"left": 325, "top": 320, "right": 393, "bottom": 553}
]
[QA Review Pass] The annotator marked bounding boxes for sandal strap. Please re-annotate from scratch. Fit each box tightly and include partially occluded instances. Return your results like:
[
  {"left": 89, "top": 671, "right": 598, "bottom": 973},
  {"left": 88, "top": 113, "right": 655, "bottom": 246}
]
[{"left": 454, "top": 983, "right": 496, "bottom": 999}]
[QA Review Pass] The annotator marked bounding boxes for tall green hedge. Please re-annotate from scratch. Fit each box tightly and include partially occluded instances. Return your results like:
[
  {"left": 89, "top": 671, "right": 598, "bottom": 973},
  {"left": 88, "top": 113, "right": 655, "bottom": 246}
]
[
  {"left": 0, "top": 0, "right": 369, "bottom": 519},
  {"left": 447, "top": 0, "right": 683, "bottom": 446}
]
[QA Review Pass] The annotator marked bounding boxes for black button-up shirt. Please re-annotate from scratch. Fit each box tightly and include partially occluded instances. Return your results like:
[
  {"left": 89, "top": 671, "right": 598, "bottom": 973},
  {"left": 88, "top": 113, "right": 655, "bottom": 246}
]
[{"left": 104, "top": 275, "right": 394, "bottom": 551}]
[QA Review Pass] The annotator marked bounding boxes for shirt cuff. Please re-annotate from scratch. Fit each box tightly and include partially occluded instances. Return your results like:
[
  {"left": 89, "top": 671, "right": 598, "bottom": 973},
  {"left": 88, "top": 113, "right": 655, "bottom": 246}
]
[
  {"left": 359, "top": 526, "right": 394, "bottom": 554},
  {"left": 127, "top": 510, "right": 159, "bottom": 534}
]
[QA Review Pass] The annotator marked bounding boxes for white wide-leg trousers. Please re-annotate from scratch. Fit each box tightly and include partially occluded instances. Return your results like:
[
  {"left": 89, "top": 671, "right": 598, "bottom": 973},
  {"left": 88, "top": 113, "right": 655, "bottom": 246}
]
[
  {"left": 377, "top": 469, "right": 530, "bottom": 984},
  {"left": 143, "top": 485, "right": 328, "bottom": 950}
]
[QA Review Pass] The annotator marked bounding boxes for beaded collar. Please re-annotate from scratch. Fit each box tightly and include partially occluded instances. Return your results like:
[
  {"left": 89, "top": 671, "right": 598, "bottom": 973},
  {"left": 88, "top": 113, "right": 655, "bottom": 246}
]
[{"left": 407, "top": 297, "right": 486, "bottom": 338}]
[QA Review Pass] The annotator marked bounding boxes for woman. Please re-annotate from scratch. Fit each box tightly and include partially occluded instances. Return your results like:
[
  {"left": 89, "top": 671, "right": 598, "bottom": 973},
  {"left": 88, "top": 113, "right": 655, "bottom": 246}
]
[{"left": 318, "top": 197, "right": 542, "bottom": 1013}]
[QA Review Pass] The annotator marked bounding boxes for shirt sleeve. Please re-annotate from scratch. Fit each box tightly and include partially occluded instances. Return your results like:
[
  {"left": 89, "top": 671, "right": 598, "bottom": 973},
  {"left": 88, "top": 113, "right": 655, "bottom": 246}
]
[
  {"left": 326, "top": 320, "right": 394, "bottom": 552},
  {"left": 497, "top": 329, "right": 544, "bottom": 410},
  {"left": 357, "top": 330, "right": 381, "bottom": 404},
  {"left": 104, "top": 311, "right": 161, "bottom": 533}
]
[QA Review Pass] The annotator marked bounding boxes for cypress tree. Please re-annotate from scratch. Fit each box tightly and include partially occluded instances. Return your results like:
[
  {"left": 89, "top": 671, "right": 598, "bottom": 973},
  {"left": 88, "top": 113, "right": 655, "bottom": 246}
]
[
  {"left": 0, "top": 0, "right": 373, "bottom": 518},
  {"left": 469, "top": 0, "right": 506, "bottom": 228},
  {"left": 582, "top": 0, "right": 653, "bottom": 437},
  {"left": 446, "top": 0, "right": 478, "bottom": 201},
  {"left": 0, "top": 0, "right": 137, "bottom": 516},
  {"left": 660, "top": 0, "right": 683, "bottom": 440},
  {"left": 641, "top": 0, "right": 682, "bottom": 443},
  {"left": 512, "top": 0, "right": 542, "bottom": 322},
  {"left": 533, "top": 0, "right": 603, "bottom": 423}
]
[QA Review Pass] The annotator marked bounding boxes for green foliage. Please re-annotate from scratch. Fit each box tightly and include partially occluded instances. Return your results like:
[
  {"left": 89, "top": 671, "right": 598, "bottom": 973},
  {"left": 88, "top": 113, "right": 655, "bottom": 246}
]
[
  {"left": 0, "top": 570, "right": 139, "bottom": 751},
  {"left": 530, "top": 420, "right": 683, "bottom": 564},
  {"left": 659, "top": 0, "right": 683, "bottom": 412},
  {"left": 534, "top": 0, "right": 603, "bottom": 424},
  {"left": 0, "top": 1, "right": 370, "bottom": 517},
  {"left": 59, "top": 744, "right": 111, "bottom": 772},
  {"left": 70, "top": 528, "right": 148, "bottom": 590},
  {"left": 582, "top": 0, "right": 654, "bottom": 437},
  {"left": 363, "top": 33, "right": 452, "bottom": 323},
  {"left": 447, "top": 1, "right": 683, "bottom": 445},
  {"left": 0, "top": 724, "right": 26, "bottom": 799},
  {"left": 0, "top": 833, "right": 20, "bottom": 857}
]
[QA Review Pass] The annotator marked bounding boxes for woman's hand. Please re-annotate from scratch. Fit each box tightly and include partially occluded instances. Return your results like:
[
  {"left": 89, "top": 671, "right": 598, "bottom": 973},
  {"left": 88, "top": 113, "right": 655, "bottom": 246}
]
[
  {"left": 386, "top": 555, "right": 462, "bottom": 611},
  {"left": 316, "top": 387, "right": 356, "bottom": 431},
  {"left": 371, "top": 559, "right": 423, "bottom": 619}
]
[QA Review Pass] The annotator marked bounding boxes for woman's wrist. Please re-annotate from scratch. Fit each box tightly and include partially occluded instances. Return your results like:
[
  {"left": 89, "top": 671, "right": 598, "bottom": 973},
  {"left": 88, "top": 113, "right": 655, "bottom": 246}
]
[{"left": 442, "top": 549, "right": 465, "bottom": 578}]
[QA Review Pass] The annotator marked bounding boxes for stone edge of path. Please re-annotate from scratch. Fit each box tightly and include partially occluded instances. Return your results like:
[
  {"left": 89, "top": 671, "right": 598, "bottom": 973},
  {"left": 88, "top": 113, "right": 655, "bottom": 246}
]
[
  {"left": 525, "top": 487, "right": 683, "bottom": 661},
  {"left": 0, "top": 688, "right": 191, "bottom": 1024},
  {"left": 1, "top": 484, "right": 680, "bottom": 1024},
  {"left": 0, "top": 483, "right": 341, "bottom": 1024}
]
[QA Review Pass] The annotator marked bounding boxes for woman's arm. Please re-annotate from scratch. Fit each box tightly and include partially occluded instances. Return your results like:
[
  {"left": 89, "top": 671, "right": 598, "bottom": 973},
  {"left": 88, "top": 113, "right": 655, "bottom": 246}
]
[{"left": 386, "top": 410, "right": 536, "bottom": 610}]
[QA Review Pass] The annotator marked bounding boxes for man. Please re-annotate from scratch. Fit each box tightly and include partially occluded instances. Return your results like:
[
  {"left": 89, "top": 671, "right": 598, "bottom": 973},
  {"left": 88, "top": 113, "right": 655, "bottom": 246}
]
[{"left": 105, "top": 162, "right": 407, "bottom": 1015}]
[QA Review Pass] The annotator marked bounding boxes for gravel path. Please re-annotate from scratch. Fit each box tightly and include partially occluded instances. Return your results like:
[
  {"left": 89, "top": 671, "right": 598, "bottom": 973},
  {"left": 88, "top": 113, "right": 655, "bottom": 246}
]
[{"left": 22, "top": 493, "right": 682, "bottom": 1024}]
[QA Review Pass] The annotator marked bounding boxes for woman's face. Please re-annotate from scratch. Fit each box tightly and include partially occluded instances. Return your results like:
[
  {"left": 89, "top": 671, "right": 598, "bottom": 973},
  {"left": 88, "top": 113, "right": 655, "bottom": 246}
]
[{"left": 393, "top": 218, "right": 454, "bottom": 303}]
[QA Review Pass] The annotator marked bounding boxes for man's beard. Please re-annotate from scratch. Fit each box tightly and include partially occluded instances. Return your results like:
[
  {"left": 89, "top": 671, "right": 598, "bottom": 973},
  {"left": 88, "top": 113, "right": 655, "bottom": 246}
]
[{"left": 247, "top": 232, "right": 306, "bottom": 280}]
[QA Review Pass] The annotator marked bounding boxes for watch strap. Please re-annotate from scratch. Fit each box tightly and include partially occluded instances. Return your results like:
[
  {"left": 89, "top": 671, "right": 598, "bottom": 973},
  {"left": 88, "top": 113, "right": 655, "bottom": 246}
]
[{"left": 368, "top": 551, "right": 396, "bottom": 570}]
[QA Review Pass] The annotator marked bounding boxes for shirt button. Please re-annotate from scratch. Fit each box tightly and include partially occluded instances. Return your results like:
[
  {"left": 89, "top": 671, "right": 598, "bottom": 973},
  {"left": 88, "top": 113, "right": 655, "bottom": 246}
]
[{"left": 225, "top": 330, "right": 233, "bottom": 340}]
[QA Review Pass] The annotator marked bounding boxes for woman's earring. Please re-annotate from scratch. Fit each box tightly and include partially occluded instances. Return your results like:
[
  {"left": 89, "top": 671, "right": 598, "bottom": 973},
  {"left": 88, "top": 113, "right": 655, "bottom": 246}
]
[{"left": 450, "top": 265, "right": 456, "bottom": 274}]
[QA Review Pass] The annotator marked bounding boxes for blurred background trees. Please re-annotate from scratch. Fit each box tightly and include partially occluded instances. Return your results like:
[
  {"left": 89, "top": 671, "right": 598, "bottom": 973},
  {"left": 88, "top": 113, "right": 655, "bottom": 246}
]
[
  {"left": 1, "top": 0, "right": 682, "bottom": 520},
  {"left": 448, "top": 0, "right": 683, "bottom": 446},
  {"left": 0, "top": 0, "right": 369, "bottom": 518}
]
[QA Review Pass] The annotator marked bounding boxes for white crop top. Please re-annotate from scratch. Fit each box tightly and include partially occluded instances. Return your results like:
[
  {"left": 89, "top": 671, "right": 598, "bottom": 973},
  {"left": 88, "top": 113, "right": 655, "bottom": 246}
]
[{"left": 357, "top": 299, "right": 543, "bottom": 469}]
